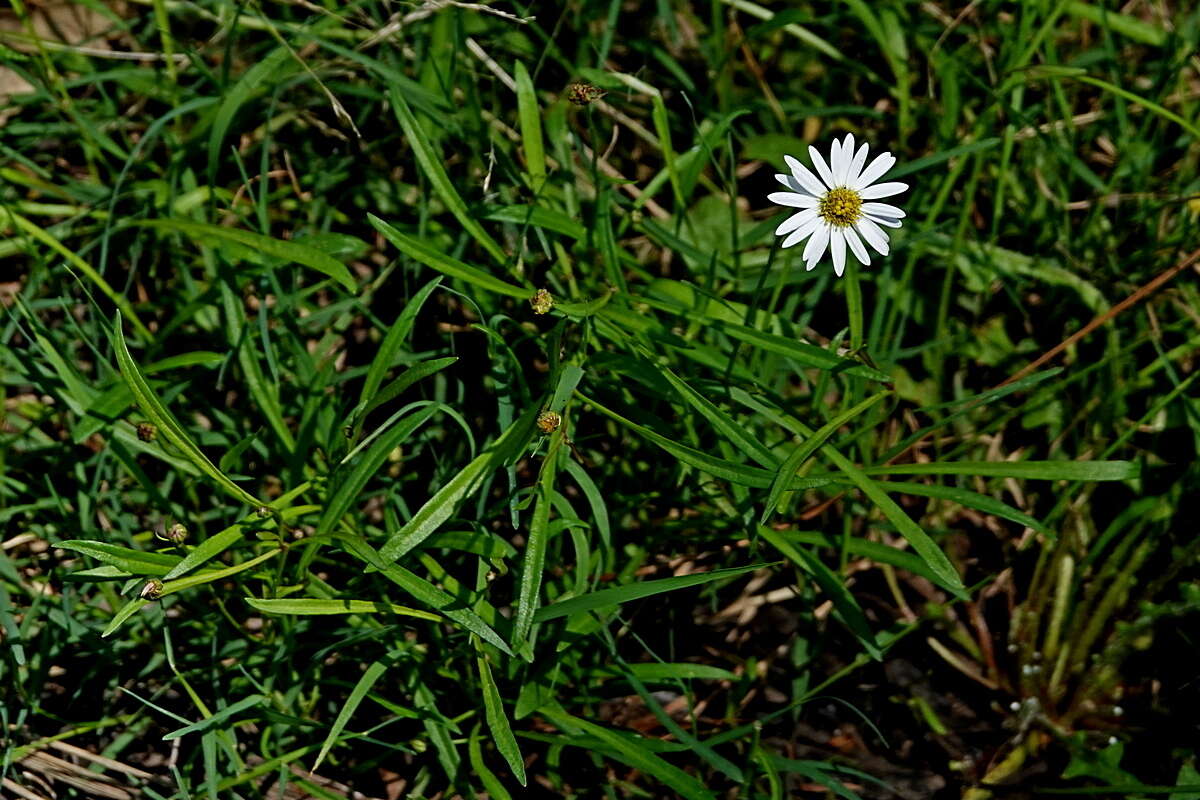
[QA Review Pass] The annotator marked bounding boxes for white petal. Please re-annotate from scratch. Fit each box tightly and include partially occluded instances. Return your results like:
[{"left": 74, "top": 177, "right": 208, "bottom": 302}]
[
  {"left": 802, "top": 222, "right": 830, "bottom": 265},
  {"left": 781, "top": 214, "right": 822, "bottom": 248},
  {"left": 835, "top": 133, "right": 855, "bottom": 185},
  {"left": 805, "top": 259, "right": 819, "bottom": 271},
  {"left": 860, "top": 181, "right": 908, "bottom": 199},
  {"left": 865, "top": 213, "right": 903, "bottom": 229},
  {"left": 843, "top": 225, "right": 870, "bottom": 266},
  {"left": 847, "top": 142, "right": 869, "bottom": 187},
  {"left": 830, "top": 228, "right": 846, "bottom": 277},
  {"left": 854, "top": 217, "right": 890, "bottom": 255},
  {"left": 774, "top": 174, "right": 815, "bottom": 196},
  {"left": 854, "top": 152, "right": 896, "bottom": 190},
  {"left": 784, "top": 155, "right": 826, "bottom": 196},
  {"left": 776, "top": 208, "right": 818, "bottom": 236},
  {"left": 808, "top": 145, "right": 836, "bottom": 190},
  {"left": 829, "top": 137, "right": 845, "bottom": 185},
  {"left": 862, "top": 202, "right": 905, "bottom": 219},
  {"left": 768, "top": 191, "right": 819, "bottom": 208}
]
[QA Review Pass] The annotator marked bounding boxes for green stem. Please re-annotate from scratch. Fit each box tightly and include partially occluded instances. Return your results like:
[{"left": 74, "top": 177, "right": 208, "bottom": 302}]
[{"left": 845, "top": 258, "right": 864, "bottom": 353}]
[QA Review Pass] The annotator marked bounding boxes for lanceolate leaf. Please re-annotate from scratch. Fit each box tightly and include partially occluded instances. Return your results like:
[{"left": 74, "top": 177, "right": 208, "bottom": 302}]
[
  {"left": 539, "top": 707, "right": 716, "bottom": 800},
  {"left": 112, "top": 314, "right": 266, "bottom": 509},
  {"left": 534, "top": 564, "right": 769, "bottom": 623},
  {"left": 132, "top": 219, "right": 356, "bottom": 292},
  {"left": 477, "top": 655, "right": 527, "bottom": 785},
  {"left": 379, "top": 406, "right": 539, "bottom": 561},
  {"left": 369, "top": 214, "right": 532, "bottom": 299}
]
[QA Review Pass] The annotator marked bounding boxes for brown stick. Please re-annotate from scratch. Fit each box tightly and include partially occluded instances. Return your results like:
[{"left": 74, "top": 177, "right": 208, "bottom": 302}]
[{"left": 997, "top": 246, "right": 1200, "bottom": 388}]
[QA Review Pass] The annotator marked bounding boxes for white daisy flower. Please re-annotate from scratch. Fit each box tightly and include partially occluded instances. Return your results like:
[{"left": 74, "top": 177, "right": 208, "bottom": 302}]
[{"left": 767, "top": 133, "right": 908, "bottom": 277}]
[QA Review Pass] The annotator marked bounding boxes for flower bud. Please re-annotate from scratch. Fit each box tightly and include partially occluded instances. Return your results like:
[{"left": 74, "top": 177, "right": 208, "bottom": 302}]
[
  {"left": 140, "top": 579, "right": 164, "bottom": 600},
  {"left": 136, "top": 423, "right": 157, "bottom": 442},
  {"left": 530, "top": 288, "right": 553, "bottom": 315},
  {"left": 567, "top": 82, "right": 606, "bottom": 106},
  {"left": 537, "top": 410, "right": 562, "bottom": 434},
  {"left": 167, "top": 523, "right": 188, "bottom": 545}
]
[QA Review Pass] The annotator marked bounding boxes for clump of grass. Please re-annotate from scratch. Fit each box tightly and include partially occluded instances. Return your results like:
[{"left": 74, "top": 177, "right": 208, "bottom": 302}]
[{"left": 2, "top": 2, "right": 1199, "bottom": 798}]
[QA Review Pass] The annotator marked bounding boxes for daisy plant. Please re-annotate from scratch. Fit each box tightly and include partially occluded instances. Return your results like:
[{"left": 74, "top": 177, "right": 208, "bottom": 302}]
[{"left": 767, "top": 133, "right": 908, "bottom": 352}]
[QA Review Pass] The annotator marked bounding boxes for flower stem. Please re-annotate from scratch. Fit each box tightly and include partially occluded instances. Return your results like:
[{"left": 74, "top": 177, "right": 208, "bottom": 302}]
[{"left": 845, "top": 258, "right": 864, "bottom": 353}]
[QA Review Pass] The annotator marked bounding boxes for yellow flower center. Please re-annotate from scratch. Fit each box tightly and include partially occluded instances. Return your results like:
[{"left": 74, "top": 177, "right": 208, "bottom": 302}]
[{"left": 818, "top": 186, "right": 863, "bottom": 227}]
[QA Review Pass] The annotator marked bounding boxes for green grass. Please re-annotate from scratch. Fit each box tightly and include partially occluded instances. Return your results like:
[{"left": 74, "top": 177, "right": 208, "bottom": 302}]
[{"left": 2, "top": 1, "right": 1200, "bottom": 797}]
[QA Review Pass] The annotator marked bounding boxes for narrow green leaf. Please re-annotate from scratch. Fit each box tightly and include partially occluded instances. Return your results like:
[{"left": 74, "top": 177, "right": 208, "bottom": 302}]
[
  {"left": 355, "top": 277, "right": 443, "bottom": 432},
  {"left": 310, "top": 652, "right": 398, "bottom": 771},
  {"left": 317, "top": 404, "right": 441, "bottom": 536},
  {"left": 379, "top": 408, "right": 538, "bottom": 561},
  {"left": 244, "top": 598, "right": 441, "bottom": 621},
  {"left": 778, "top": 530, "right": 942, "bottom": 585},
  {"left": 658, "top": 365, "right": 779, "bottom": 468},
  {"left": 580, "top": 392, "right": 835, "bottom": 491},
  {"left": 549, "top": 366, "right": 584, "bottom": 414},
  {"left": 163, "top": 695, "right": 263, "bottom": 741},
  {"left": 732, "top": 390, "right": 965, "bottom": 595},
  {"left": 337, "top": 536, "right": 513, "bottom": 655},
  {"left": 2, "top": 209, "right": 151, "bottom": 339},
  {"left": 362, "top": 358, "right": 459, "bottom": 420},
  {"left": 468, "top": 723, "right": 514, "bottom": 800},
  {"left": 716, "top": 322, "right": 892, "bottom": 382},
  {"left": 388, "top": 86, "right": 506, "bottom": 264},
  {"left": 133, "top": 219, "right": 356, "bottom": 292},
  {"left": 56, "top": 541, "right": 179, "bottom": 576},
  {"left": 879, "top": 482, "right": 1049, "bottom": 533},
  {"left": 534, "top": 563, "right": 770, "bottom": 623},
  {"left": 368, "top": 214, "right": 532, "bottom": 299},
  {"left": 482, "top": 205, "right": 584, "bottom": 239},
  {"left": 595, "top": 663, "right": 739, "bottom": 682},
  {"left": 539, "top": 707, "right": 716, "bottom": 800},
  {"left": 513, "top": 61, "right": 545, "bottom": 193},
  {"left": 112, "top": 314, "right": 265, "bottom": 508},
  {"left": 162, "top": 504, "right": 318, "bottom": 581},
  {"left": 513, "top": 435, "right": 561, "bottom": 648},
  {"left": 207, "top": 46, "right": 294, "bottom": 183},
  {"left": 477, "top": 656, "right": 527, "bottom": 786},
  {"left": 858, "top": 460, "right": 1139, "bottom": 481},
  {"left": 101, "top": 598, "right": 151, "bottom": 638},
  {"left": 161, "top": 549, "right": 281, "bottom": 595},
  {"left": 759, "top": 527, "right": 881, "bottom": 659},
  {"left": 829, "top": 465, "right": 963, "bottom": 594},
  {"left": 763, "top": 391, "right": 891, "bottom": 524}
]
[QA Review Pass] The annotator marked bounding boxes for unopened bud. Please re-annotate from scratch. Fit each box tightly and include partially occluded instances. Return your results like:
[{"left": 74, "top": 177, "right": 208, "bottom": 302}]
[
  {"left": 531, "top": 288, "right": 553, "bottom": 315},
  {"left": 136, "top": 423, "right": 157, "bottom": 442},
  {"left": 567, "top": 82, "right": 606, "bottom": 106},
  {"left": 166, "top": 523, "right": 188, "bottom": 545},
  {"left": 140, "top": 579, "right": 164, "bottom": 600},
  {"left": 537, "top": 410, "right": 562, "bottom": 434}
]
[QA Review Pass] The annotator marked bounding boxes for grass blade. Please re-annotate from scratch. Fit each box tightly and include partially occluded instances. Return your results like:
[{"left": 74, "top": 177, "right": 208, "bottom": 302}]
[
  {"left": 316, "top": 403, "right": 442, "bottom": 537},
  {"left": 762, "top": 391, "right": 891, "bottom": 524},
  {"left": 477, "top": 655, "right": 526, "bottom": 785},
  {"left": 133, "top": 219, "right": 356, "bottom": 292},
  {"left": 388, "top": 86, "right": 506, "bottom": 264},
  {"left": 354, "top": 276, "right": 442, "bottom": 434},
  {"left": 534, "top": 563, "right": 769, "bottom": 623},
  {"left": 112, "top": 314, "right": 265, "bottom": 508},
  {"left": 379, "top": 407, "right": 538, "bottom": 561},
  {"left": 369, "top": 214, "right": 532, "bottom": 299},
  {"left": 310, "top": 651, "right": 401, "bottom": 772},
  {"left": 513, "top": 434, "right": 561, "bottom": 649},
  {"left": 513, "top": 60, "right": 545, "bottom": 193},
  {"left": 244, "top": 599, "right": 441, "bottom": 620},
  {"left": 539, "top": 707, "right": 716, "bottom": 800},
  {"left": 759, "top": 527, "right": 881, "bottom": 659}
]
